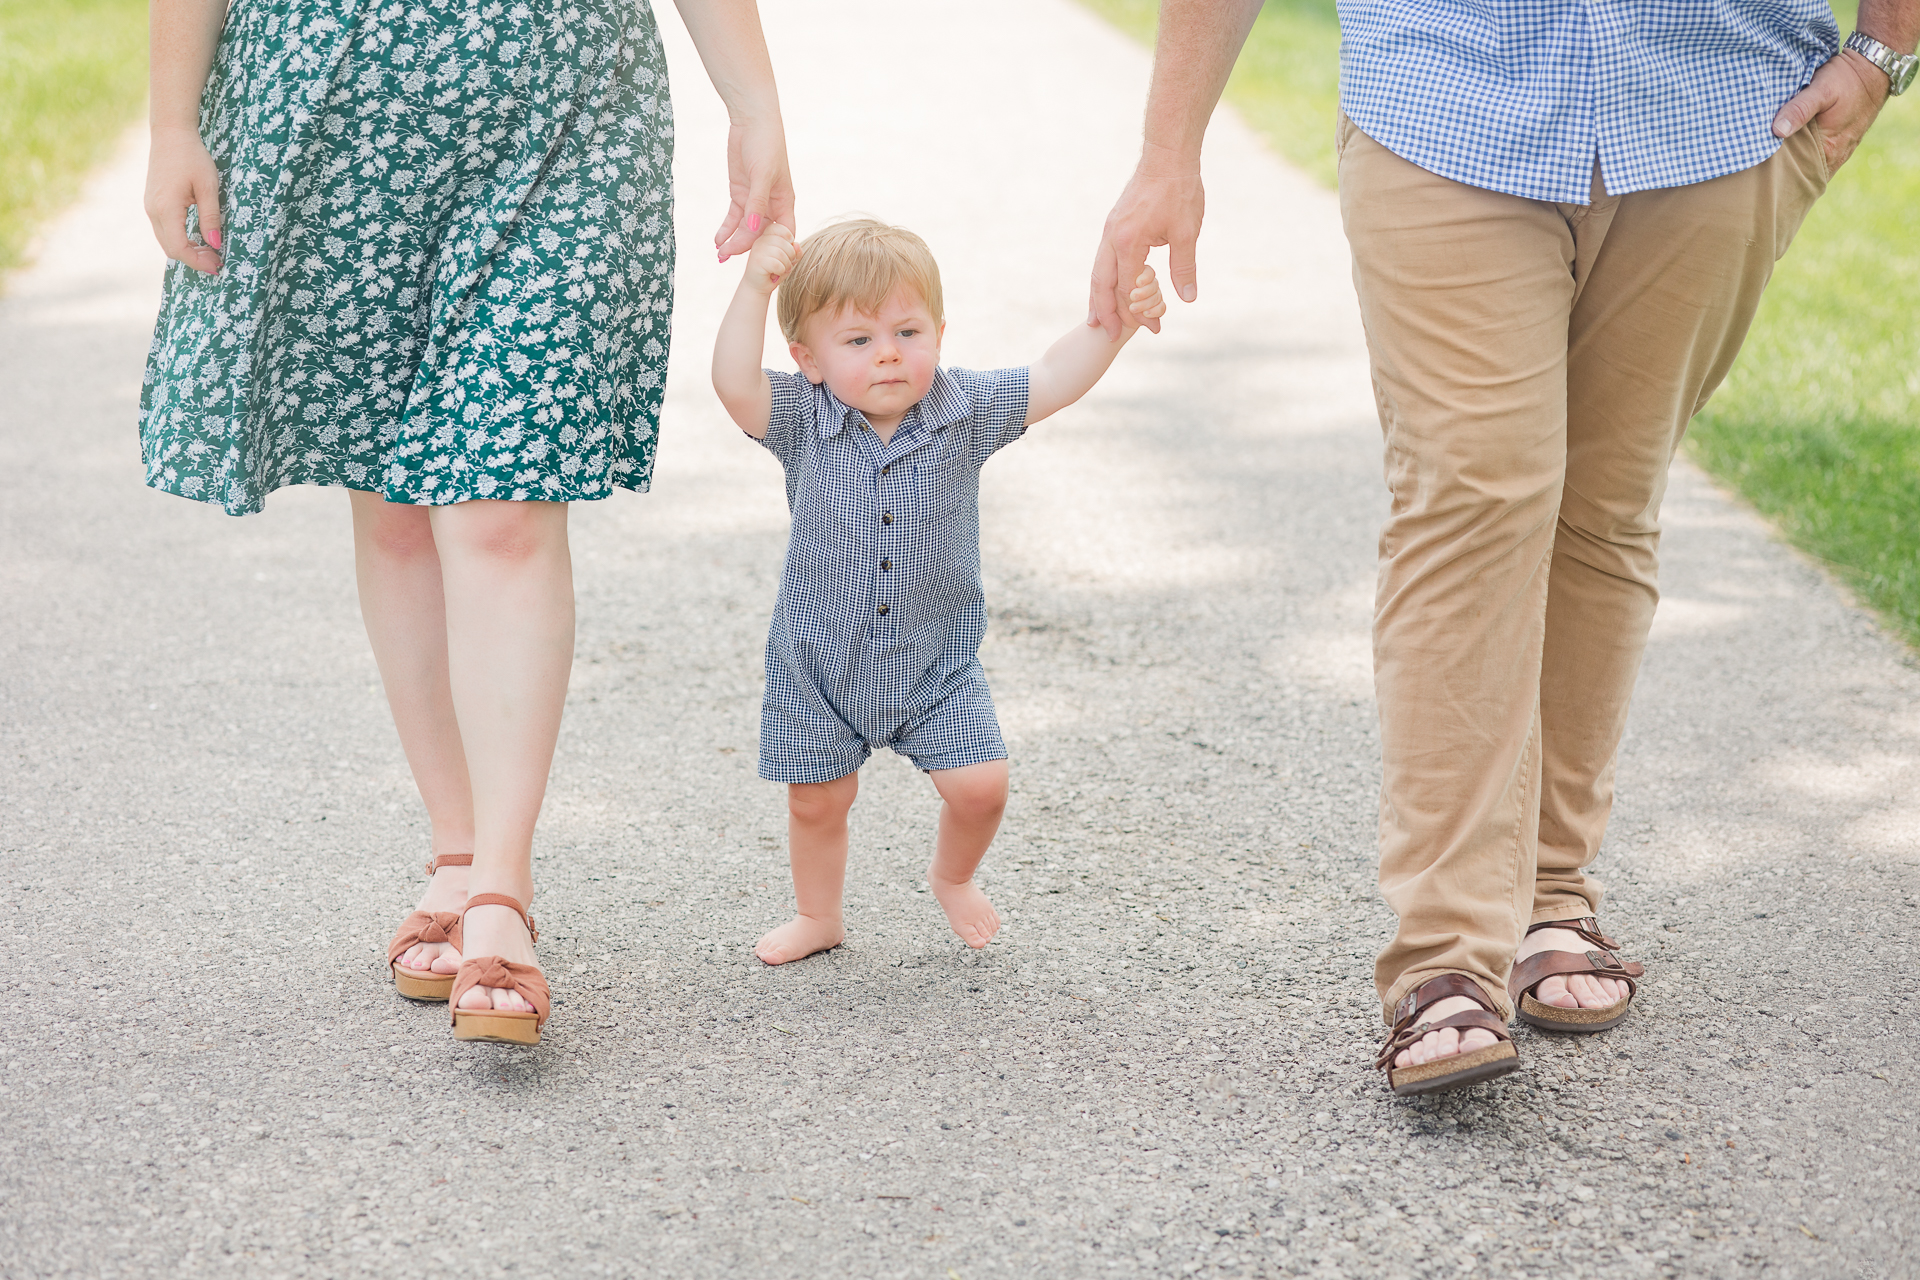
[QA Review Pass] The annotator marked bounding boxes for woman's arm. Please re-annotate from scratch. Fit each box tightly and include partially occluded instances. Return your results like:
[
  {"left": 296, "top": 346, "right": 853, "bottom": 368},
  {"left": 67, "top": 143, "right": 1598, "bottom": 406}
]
[
  {"left": 712, "top": 226, "right": 799, "bottom": 438},
  {"left": 145, "top": 0, "right": 228, "bottom": 275},
  {"left": 672, "top": 0, "right": 796, "bottom": 261},
  {"left": 1026, "top": 267, "right": 1165, "bottom": 426}
]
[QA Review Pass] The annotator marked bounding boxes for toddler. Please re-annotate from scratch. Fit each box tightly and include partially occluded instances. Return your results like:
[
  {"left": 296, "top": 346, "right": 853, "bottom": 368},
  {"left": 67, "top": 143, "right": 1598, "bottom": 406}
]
[{"left": 711, "top": 218, "right": 1163, "bottom": 964}]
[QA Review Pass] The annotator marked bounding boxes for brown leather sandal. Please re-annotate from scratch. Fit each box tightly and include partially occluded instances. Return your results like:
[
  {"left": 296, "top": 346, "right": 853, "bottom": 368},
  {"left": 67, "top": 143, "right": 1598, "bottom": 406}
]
[
  {"left": 387, "top": 853, "right": 472, "bottom": 1000},
  {"left": 449, "top": 893, "right": 549, "bottom": 1046},
  {"left": 1375, "top": 974, "right": 1520, "bottom": 1097},
  {"left": 1508, "top": 916, "right": 1644, "bottom": 1033}
]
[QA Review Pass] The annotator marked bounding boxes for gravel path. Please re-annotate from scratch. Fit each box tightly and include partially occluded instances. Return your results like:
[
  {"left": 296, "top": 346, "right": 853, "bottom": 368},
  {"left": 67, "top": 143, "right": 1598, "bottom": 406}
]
[{"left": 4, "top": 4, "right": 1917, "bottom": 1277}]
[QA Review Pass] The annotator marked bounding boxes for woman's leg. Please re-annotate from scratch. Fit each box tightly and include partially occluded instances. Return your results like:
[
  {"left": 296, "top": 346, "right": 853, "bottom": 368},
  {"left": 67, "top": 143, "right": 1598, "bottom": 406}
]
[
  {"left": 350, "top": 491, "right": 475, "bottom": 975},
  {"left": 428, "top": 499, "right": 576, "bottom": 1012}
]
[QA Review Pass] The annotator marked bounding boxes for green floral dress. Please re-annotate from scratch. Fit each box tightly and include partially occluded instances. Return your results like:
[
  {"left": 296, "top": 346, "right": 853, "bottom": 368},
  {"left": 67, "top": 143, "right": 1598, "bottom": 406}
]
[{"left": 141, "top": 0, "right": 675, "bottom": 516}]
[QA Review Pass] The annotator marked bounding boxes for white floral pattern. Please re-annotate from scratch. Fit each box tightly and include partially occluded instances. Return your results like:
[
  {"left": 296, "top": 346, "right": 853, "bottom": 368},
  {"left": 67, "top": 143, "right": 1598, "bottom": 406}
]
[{"left": 141, "top": 0, "right": 676, "bottom": 515}]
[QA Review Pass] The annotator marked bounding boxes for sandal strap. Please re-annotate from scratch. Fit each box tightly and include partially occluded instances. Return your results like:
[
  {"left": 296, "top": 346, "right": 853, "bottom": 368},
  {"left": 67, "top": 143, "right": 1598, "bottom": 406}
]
[
  {"left": 387, "top": 910, "right": 463, "bottom": 965},
  {"left": 1509, "top": 946, "right": 1644, "bottom": 1001},
  {"left": 1375, "top": 974, "right": 1510, "bottom": 1071},
  {"left": 449, "top": 957, "right": 551, "bottom": 1028},
  {"left": 463, "top": 892, "right": 538, "bottom": 943},
  {"left": 1524, "top": 915, "right": 1619, "bottom": 950},
  {"left": 425, "top": 853, "right": 474, "bottom": 876}
]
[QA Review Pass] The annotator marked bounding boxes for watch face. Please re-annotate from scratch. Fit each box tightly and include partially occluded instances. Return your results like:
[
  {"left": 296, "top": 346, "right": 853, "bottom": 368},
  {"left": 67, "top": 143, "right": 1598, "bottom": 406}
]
[{"left": 1898, "top": 58, "right": 1919, "bottom": 96}]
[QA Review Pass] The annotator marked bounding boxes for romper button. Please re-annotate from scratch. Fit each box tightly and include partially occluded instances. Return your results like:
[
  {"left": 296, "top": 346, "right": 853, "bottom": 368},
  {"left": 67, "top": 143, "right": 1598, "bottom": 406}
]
[
  {"left": 881, "top": 512, "right": 893, "bottom": 525},
  {"left": 880, "top": 558, "right": 892, "bottom": 571},
  {"left": 877, "top": 604, "right": 890, "bottom": 616}
]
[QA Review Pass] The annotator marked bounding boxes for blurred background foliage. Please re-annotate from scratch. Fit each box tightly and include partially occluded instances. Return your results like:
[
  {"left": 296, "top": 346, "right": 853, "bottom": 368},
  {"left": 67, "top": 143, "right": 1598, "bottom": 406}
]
[
  {"left": 1080, "top": 0, "right": 1918, "bottom": 651},
  {"left": 0, "top": 0, "right": 148, "bottom": 273}
]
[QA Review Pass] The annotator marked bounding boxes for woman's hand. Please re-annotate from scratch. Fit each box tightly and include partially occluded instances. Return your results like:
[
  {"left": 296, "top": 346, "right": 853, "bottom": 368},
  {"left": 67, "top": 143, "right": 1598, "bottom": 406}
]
[
  {"left": 144, "top": 125, "right": 224, "bottom": 276},
  {"left": 716, "top": 115, "right": 795, "bottom": 263}
]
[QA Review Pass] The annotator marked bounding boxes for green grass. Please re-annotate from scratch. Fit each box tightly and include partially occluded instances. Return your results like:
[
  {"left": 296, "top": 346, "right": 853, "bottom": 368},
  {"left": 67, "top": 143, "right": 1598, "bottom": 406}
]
[
  {"left": 1079, "top": 0, "right": 1920, "bottom": 652},
  {"left": 1083, "top": 0, "right": 1342, "bottom": 186},
  {"left": 1689, "top": 108, "right": 1920, "bottom": 650},
  {"left": 0, "top": 0, "right": 149, "bottom": 274}
]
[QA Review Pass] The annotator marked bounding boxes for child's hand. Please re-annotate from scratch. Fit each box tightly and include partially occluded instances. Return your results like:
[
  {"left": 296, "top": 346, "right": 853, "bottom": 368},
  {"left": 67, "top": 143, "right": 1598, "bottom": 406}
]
[
  {"left": 743, "top": 223, "right": 798, "bottom": 295},
  {"left": 1123, "top": 265, "right": 1166, "bottom": 331}
]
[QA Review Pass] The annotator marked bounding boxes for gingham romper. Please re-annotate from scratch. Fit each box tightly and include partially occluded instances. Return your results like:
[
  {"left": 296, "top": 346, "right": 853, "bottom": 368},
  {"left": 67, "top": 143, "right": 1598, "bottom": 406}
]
[{"left": 753, "top": 366, "right": 1030, "bottom": 784}]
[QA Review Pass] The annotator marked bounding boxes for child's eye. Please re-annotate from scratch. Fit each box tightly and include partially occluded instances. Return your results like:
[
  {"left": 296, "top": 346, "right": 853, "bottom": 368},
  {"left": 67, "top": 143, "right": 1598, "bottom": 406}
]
[
  {"left": 849, "top": 336, "right": 869, "bottom": 347},
  {"left": 897, "top": 329, "right": 917, "bottom": 338}
]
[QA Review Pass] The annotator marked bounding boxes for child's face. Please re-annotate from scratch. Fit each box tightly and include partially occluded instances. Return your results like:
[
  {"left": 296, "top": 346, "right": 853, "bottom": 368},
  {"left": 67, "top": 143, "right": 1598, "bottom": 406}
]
[{"left": 790, "top": 288, "right": 944, "bottom": 430}]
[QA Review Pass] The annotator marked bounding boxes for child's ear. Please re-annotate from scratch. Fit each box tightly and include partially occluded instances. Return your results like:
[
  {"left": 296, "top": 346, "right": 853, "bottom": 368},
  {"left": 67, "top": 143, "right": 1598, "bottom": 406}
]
[{"left": 789, "top": 341, "right": 825, "bottom": 385}]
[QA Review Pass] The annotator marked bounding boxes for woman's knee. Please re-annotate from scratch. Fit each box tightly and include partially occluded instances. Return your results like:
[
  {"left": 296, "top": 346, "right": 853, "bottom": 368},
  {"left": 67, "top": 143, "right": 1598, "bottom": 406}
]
[
  {"left": 354, "top": 494, "right": 437, "bottom": 561},
  {"left": 431, "top": 499, "right": 569, "bottom": 565}
]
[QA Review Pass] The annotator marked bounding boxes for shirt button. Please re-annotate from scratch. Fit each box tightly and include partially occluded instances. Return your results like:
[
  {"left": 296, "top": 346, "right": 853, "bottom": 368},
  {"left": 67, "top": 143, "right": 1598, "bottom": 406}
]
[
  {"left": 881, "top": 512, "right": 893, "bottom": 525},
  {"left": 876, "top": 603, "right": 890, "bottom": 616},
  {"left": 881, "top": 464, "right": 890, "bottom": 475},
  {"left": 880, "top": 558, "right": 892, "bottom": 571}
]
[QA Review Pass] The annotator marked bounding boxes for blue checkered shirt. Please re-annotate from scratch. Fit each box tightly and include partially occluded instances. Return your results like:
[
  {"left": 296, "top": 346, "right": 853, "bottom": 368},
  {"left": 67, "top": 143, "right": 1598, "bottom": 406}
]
[
  {"left": 751, "top": 365, "right": 1029, "bottom": 765},
  {"left": 1338, "top": 1, "right": 1839, "bottom": 203}
]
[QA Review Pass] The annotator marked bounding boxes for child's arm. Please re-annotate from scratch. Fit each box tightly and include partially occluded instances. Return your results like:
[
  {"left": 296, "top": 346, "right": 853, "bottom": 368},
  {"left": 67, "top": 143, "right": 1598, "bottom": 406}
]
[
  {"left": 711, "top": 225, "right": 799, "bottom": 439},
  {"left": 1024, "top": 266, "right": 1165, "bottom": 426},
  {"left": 145, "top": 0, "right": 229, "bottom": 275}
]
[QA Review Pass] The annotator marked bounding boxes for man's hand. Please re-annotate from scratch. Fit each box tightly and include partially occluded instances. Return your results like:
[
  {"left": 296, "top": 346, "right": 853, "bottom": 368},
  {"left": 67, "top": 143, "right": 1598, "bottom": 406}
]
[
  {"left": 1089, "top": 150, "right": 1203, "bottom": 339},
  {"left": 742, "top": 222, "right": 797, "bottom": 296},
  {"left": 1771, "top": 47, "right": 1893, "bottom": 175}
]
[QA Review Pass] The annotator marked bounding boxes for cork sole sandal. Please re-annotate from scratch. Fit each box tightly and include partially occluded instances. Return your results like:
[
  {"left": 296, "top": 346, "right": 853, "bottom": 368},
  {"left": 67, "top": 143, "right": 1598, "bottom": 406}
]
[
  {"left": 1375, "top": 974, "right": 1520, "bottom": 1097},
  {"left": 449, "top": 893, "right": 549, "bottom": 1047},
  {"left": 1508, "top": 917, "right": 1644, "bottom": 1034},
  {"left": 387, "top": 854, "right": 472, "bottom": 1001}
]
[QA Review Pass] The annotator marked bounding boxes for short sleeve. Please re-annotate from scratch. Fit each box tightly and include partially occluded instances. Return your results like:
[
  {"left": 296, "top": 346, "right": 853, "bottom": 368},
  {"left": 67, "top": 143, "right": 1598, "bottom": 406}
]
[
  {"left": 951, "top": 366, "right": 1031, "bottom": 465},
  {"left": 756, "top": 370, "right": 814, "bottom": 470}
]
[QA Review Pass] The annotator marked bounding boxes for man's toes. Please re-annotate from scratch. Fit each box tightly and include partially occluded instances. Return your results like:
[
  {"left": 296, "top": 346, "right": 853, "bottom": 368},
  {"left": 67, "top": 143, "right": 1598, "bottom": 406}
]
[
  {"left": 1535, "top": 975, "right": 1578, "bottom": 1009},
  {"left": 1413, "top": 1028, "right": 1460, "bottom": 1065}
]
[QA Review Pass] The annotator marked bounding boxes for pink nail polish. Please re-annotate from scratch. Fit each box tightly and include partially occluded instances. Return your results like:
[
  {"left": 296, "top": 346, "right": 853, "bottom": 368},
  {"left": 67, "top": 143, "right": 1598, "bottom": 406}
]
[
  {"left": 207, "top": 228, "right": 222, "bottom": 251},
  {"left": 749, "top": 214, "right": 762, "bottom": 232}
]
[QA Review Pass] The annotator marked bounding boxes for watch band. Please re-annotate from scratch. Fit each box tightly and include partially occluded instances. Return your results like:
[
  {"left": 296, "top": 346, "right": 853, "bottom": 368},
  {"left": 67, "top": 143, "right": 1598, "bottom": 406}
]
[{"left": 1845, "top": 30, "right": 1918, "bottom": 97}]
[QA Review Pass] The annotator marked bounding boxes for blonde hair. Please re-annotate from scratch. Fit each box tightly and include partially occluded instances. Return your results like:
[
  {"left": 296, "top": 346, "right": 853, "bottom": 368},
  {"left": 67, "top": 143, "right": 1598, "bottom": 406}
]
[{"left": 777, "top": 218, "right": 944, "bottom": 343}]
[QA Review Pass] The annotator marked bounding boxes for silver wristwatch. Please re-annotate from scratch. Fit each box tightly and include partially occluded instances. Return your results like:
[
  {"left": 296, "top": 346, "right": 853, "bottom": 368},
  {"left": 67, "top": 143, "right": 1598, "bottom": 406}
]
[{"left": 1845, "top": 30, "right": 1918, "bottom": 96}]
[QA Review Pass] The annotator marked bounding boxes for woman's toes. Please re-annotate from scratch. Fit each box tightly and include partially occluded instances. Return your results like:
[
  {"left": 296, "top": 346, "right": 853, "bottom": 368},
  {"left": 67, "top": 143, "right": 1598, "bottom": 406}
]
[{"left": 493, "top": 986, "right": 531, "bottom": 1013}]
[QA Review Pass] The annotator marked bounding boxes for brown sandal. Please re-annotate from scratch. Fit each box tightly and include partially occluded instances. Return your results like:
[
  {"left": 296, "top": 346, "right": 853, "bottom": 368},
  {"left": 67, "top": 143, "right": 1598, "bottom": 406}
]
[
  {"left": 1508, "top": 917, "right": 1644, "bottom": 1033},
  {"left": 449, "top": 893, "right": 549, "bottom": 1046},
  {"left": 1375, "top": 974, "right": 1520, "bottom": 1097},
  {"left": 387, "top": 853, "right": 472, "bottom": 1000}
]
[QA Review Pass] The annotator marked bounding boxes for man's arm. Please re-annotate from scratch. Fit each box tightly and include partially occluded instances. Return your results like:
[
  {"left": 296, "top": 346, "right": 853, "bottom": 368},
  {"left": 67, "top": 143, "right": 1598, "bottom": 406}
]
[
  {"left": 711, "top": 225, "right": 798, "bottom": 439},
  {"left": 1030, "top": 268, "right": 1165, "bottom": 425},
  {"left": 1088, "top": 0, "right": 1264, "bottom": 339},
  {"left": 1771, "top": 0, "right": 1920, "bottom": 174}
]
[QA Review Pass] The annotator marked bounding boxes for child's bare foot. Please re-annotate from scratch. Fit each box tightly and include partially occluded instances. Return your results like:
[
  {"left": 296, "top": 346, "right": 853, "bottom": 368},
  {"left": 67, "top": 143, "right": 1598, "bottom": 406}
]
[
  {"left": 929, "top": 876, "right": 1000, "bottom": 949},
  {"left": 755, "top": 914, "right": 845, "bottom": 965}
]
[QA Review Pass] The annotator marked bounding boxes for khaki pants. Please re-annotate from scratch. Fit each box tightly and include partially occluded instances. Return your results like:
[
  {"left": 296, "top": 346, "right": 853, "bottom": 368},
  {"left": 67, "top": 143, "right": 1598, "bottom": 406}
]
[{"left": 1336, "top": 114, "right": 1828, "bottom": 1020}]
